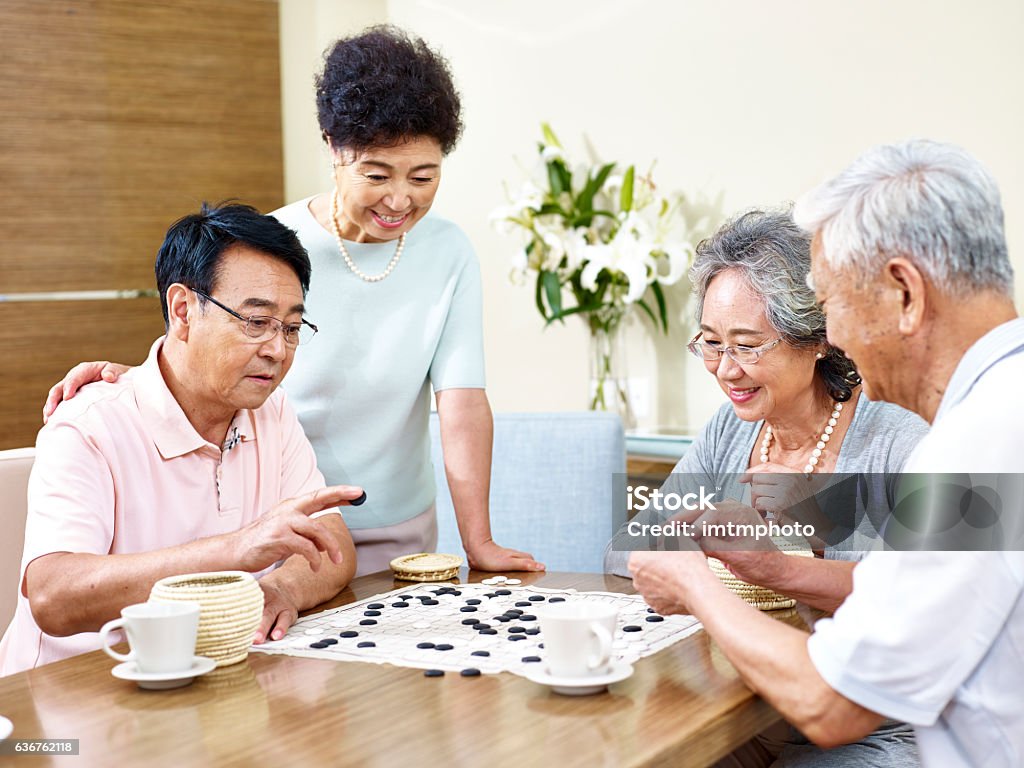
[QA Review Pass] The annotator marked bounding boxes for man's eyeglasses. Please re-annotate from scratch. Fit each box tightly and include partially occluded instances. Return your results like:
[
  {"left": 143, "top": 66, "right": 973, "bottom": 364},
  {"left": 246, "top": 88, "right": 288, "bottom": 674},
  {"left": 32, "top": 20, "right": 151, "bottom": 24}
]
[
  {"left": 192, "top": 289, "right": 318, "bottom": 347},
  {"left": 687, "top": 332, "right": 782, "bottom": 365}
]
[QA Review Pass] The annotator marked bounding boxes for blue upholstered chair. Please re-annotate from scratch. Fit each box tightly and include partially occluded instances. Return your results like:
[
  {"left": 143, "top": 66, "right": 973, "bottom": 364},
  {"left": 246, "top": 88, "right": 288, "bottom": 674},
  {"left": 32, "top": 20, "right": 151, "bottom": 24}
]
[{"left": 429, "top": 412, "right": 626, "bottom": 573}]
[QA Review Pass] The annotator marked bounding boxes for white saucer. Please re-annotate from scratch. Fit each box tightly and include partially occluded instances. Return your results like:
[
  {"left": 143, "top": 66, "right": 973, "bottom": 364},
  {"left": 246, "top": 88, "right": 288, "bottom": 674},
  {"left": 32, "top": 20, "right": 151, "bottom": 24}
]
[
  {"left": 111, "top": 655, "right": 216, "bottom": 690},
  {"left": 0, "top": 715, "right": 12, "bottom": 741},
  {"left": 525, "top": 660, "right": 634, "bottom": 696}
]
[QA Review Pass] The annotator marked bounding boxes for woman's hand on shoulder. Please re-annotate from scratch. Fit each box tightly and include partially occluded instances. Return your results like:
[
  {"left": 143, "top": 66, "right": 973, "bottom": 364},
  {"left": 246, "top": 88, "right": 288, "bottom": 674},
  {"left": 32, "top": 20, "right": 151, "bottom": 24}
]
[{"left": 43, "top": 361, "right": 130, "bottom": 423}]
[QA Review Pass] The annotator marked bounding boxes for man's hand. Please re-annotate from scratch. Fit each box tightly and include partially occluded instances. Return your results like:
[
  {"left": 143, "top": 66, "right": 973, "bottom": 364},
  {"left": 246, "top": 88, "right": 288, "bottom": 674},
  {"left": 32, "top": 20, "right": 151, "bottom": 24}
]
[
  {"left": 253, "top": 578, "right": 300, "bottom": 644},
  {"left": 628, "top": 547, "right": 712, "bottom": 616},
  {"left": 465, "top": 539, "right": 545, "bottom": 572},
  {"left": 228, "top": 486, "right": 363, "bottom": 573},
  {"left": 43, "top": 361, "right": 130, "bottom": 423}
]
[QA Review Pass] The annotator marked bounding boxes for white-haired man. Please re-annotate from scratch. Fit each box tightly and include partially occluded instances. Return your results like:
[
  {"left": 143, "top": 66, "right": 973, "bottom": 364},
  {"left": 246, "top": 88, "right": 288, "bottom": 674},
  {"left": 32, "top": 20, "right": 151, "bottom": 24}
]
[{"left": 630, "top": 140, "right": 1023, "bottom": 767}]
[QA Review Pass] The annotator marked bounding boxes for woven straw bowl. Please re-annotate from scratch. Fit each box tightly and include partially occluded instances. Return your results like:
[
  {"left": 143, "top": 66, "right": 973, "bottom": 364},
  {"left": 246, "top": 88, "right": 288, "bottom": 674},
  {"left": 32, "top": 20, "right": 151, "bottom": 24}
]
[
  {"left": 149, "top": 571, "right": 264, "bottom": 666},
  {"left": 708, "top": 546, "right": 815, "bottom": 611}
]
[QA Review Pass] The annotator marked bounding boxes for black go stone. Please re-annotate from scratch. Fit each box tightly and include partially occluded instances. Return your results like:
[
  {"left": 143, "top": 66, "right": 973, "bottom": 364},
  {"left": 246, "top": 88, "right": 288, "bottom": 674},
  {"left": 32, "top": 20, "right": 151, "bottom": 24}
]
[
  {"left": 309, "top": 642, "right": 329, "bottom": 649},
  {"left": 508, "top": 635, "right": 527, "bottom": 642},
  {"left": 392, "top": 602, "right": 410, "bottom": 608},
  {"left": 417, "top": 642, "right": 436, "bottom": 649},
  {"left": 495, "top": 589, "right": 512, "bottom": 596},
  {"left": 622, "top": 625, "right": 643, "bottom": 633},
  {"left": 399, "top": 594, "right": 414, "bottom": 600},
  {"left": 515, "top": 601, "right": 532, "bottom": 607},
  {"left": 322, "top": 638, "right": 338, "bottom": 645},
  {"left": 479, "top": 628, "right": 498, "bottom": 635},
  {"left": 647, "top": 607, "right": 656, "bottom": 613},
  {"left": 519, "top": 615, "right": 537, "bottom": 622},
  {"left": 528, "top": 595, "right": 545, "bottom": 602},
  {"left": 359, "top": 619, "right": 377, "bottom": 626},
  {"left": 493, "top": 616, "right": 511, "bottom": 623},
  {"left": 423, "top": 599, "right": 440, "bottom": 606},
  {"left": 449, "top": 590, "right": 462, "bottom": 596},
  {"left": 508, "top": 626, "right": 526, "bottom": 634},
  {"left": 364, "top": 610, "right": 382, "bottom": 617},
  {"left": 646, "top": 615, "right": 665, "bottom": 623},
  {"left": 549, "top": 597, "right": 566, "bottom": 603},
  {"left": 367, "top": 603, "right": 385, "bottom": 609},
  {"left": 466, "top": 599, "right": 482, "bottom": 605},
  {"left": 525, "top": 628, "right": 540, "bottom": 636},
  {"left": 460, "top": 668, "right": 481, "bottom": 677},
  {"left": 339, "top": 631, "right": 359, "bottom": 638},
  {"left": 484, "top": 593, "right": 498, "bottom": 598},
  {"left": 434, "top": 644, "right": 454, "bottom": 651},
  {"left": 475, "top": 623, "right": 492, "bottom": 630},
  {"left": 459, "top": 607, "right": 478, "bottom": 613},
  {"left": 357, "top": 641, "right": 376, "bottom": 648},
  {"left": 522, "top": 656, "right": 542, "bottom": 663},
  {"left": 505, "top": 609, "right": 523, "bottom": 616},
  {"left": 462, "top": 618, "right": 481, "bottom": 626},
  {"left": 471, "top": 650, "right": 491, "bottom": 657},
  {"left": 424, "top": 669, "right": 445, "bottom": 677}
]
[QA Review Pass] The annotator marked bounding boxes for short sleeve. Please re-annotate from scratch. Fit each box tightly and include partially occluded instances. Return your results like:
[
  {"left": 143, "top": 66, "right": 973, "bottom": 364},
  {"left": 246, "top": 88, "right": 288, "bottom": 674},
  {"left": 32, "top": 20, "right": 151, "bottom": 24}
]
[
  {"left": 429, "top": 237, "right": 486, "bottom": 391},
  {"left": 276, "top": 392, "right": 330, "bottom": 517},
  {"left": 807, "top": 551, "right": 1023, "bottom": 725},
  {"left": 22, "top": 421, "right": 116, "bottom": 577}
]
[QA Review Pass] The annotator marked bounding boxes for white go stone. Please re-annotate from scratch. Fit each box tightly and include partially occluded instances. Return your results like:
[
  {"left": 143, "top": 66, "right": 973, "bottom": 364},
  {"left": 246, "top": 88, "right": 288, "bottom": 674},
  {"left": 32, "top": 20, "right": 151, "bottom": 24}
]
[{"left": 506, "top": 578, "right": 522, "bottom": 585}]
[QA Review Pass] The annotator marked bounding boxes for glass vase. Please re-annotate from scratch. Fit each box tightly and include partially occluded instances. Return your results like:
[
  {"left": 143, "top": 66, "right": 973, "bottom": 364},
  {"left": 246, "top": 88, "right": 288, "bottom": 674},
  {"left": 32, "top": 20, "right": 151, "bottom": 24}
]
[{"left": 587, "top": 308, "right": 637, "bottom": 429}]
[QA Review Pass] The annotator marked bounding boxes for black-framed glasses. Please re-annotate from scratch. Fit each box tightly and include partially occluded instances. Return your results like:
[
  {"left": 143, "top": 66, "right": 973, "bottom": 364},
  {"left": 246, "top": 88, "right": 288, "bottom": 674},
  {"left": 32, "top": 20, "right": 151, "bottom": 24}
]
[
  {"left": 192, "top": 289, "right": 318, "bottom": 347},
  {"left": 687, "top": 332, "right": 783, "bottom": 365}
]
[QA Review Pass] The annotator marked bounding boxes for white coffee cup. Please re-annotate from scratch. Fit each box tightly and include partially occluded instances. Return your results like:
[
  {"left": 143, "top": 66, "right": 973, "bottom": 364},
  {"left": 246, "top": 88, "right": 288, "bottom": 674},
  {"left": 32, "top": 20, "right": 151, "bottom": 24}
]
[
  {"left": 535, "top": 601, "right": 618, "bottom": 678},
  {"left": 100, "top": 601, "right": 201, "bottom": 673}
]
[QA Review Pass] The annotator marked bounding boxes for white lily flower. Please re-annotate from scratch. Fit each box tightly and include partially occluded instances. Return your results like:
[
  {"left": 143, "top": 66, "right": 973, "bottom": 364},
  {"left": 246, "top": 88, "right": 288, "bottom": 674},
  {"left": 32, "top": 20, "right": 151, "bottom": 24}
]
[
  {"left": 541, "top": 144, "right": 564, "bottom": 163},
  {"left": 579, "top": 234, "right": 652, "bottom": 305},
  {"left": 513, "top": 181, "right": 545, "bottom": 213},
  {"left": 488, "top": 205, "right": 518, "bottom": 235},
  {"left": 655, "top": 242, "right": 692, "bottom": 285},
  {"left": 509, "top": 247, "right": 530, "bottom": 285}
]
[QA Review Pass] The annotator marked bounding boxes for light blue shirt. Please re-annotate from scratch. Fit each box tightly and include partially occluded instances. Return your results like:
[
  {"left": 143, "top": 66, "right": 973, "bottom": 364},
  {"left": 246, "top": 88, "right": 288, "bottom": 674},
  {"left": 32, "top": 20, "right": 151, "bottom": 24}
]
[{"left": 273, "top": 199, "right": 486, "bottom": 529}]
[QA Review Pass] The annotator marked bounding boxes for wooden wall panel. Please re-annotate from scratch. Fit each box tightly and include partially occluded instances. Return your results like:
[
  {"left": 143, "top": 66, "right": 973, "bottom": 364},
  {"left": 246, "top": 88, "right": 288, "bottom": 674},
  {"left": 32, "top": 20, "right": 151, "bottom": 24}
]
[
  {"left": 0, "top": 0, "right": 283, "bottom": 448},
  {"left": 0, "top": 300, "right": 167, "bottom": 447}
]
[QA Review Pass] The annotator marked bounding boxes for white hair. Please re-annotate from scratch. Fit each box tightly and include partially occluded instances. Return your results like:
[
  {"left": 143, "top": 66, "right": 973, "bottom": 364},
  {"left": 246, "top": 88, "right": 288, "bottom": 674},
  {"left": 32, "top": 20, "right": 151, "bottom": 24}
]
[{"left": 793, "top": 139, "right": 1013, "bottom": 297}]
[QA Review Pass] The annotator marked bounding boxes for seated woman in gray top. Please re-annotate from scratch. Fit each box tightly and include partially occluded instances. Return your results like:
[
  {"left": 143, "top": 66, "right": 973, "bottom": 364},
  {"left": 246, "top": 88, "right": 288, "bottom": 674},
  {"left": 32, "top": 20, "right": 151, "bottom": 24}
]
[{"left": 607, "top": 208, "right": 928, "bottom": 766}]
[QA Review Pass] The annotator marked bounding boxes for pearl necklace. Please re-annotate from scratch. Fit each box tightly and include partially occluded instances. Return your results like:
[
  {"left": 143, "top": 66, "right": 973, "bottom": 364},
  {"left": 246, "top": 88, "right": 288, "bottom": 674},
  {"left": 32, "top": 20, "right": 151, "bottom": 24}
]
[
  {"left": 329, "top": 190, "right": 406, "bottom": 283},
  {"left": 760, "top": 401, "right": 843, "bottom": 475}
]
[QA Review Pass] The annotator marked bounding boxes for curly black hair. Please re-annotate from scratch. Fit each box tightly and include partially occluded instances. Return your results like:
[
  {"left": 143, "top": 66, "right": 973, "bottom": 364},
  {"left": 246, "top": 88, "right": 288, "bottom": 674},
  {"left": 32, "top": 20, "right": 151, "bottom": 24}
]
[{"left": 316, "top": 25, "right": 463, "bottom": 156}]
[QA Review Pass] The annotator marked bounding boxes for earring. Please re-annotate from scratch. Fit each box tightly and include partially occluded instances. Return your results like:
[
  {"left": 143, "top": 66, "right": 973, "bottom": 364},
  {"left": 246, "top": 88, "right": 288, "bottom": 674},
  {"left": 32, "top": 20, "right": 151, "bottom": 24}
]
[{"left": 815, "top": 352, "right": 824, "bottom": 359}]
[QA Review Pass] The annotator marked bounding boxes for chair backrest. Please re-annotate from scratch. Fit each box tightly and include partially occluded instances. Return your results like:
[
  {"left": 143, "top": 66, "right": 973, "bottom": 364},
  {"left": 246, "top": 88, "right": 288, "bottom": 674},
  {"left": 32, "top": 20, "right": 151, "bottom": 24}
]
[
  {"left": 430, "top": 412, "right": 625, "bottom": 573},
  {"left": 0, "top": 448, "right": 34, "bottom": 630}
]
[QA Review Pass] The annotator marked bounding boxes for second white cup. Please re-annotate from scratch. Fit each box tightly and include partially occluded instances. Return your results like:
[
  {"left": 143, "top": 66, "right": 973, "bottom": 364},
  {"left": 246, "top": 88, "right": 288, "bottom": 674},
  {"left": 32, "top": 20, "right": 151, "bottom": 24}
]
[
  {"left": 535, "top": 601, "right": 618, "bottom": 678},
  {"left": 99, "top": 601, "right": 201, "bottom": 674}
]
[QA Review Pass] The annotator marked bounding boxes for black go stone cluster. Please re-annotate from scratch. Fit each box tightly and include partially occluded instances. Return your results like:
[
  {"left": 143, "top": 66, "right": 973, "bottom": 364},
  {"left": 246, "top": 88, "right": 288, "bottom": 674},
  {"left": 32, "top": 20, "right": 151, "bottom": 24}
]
[{"left": 306, "top": 584, "right": 666, "bottom": 677}]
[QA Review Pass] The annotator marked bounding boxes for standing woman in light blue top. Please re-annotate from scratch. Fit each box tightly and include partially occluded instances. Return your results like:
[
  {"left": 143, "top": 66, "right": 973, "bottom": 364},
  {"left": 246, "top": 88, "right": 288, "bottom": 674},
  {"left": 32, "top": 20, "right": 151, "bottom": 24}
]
[{"left": 43, "top": 26, "right": 543, "bottom": 576}]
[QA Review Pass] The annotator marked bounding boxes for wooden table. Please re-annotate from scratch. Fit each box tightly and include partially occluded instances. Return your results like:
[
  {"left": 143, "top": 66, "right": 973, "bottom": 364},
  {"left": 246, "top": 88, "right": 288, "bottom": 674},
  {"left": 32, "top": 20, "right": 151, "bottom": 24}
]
[{"left": 0, "top": 571, "right": 803, "bottom": 767}]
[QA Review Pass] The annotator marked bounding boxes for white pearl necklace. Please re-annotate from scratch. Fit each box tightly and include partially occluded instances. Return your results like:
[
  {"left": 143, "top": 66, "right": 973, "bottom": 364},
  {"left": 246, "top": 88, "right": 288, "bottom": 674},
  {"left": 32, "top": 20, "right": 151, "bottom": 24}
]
[
  {"left": 760, "top": 401, "right": 843, "bottom": 475},
  {"left": 330, "top": 189, "right": 405, "bottom": 283}
]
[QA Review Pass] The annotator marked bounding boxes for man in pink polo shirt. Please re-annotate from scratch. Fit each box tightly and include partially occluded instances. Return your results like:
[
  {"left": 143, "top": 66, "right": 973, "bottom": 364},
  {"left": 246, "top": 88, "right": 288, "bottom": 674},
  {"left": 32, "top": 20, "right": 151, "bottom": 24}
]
[{"left": 0, "top": 203, "right": 363, "bottom": 675}]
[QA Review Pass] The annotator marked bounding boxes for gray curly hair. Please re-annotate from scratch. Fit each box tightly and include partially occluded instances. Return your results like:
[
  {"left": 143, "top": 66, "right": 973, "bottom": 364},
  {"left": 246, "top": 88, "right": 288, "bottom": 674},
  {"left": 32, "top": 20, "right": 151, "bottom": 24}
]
[{"left": 690, "top": 207, "right": 861, "bottom": 402}]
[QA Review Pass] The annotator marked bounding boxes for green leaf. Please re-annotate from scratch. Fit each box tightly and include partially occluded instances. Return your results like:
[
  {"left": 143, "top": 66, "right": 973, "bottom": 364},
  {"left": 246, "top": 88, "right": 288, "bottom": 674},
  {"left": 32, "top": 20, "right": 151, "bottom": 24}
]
[
  {"left": 545, "top": 304, "right": 592, "bottom": 326},
  {"left": 620, "top": 165, "right": 635, "bottom": 213},
  {"left": 541, "top": 270, "right": 563, "bottom": 321},
  {"left": 650, "top": 281, "right": 669, "bottom": 334},
  {"left": 547, "top": 162, "right": 565, "bottom": 196},
  {"left": 541, "top": 122, "right": 562, "bottom": 149},
  {"left": 577, "top": 162, "right": 616, "bottom": 214},
  {"left": 534, "top": 270, "right": 548, "bottom": 321},
  {"left": 636, "top": 298, "right": 658, "bottom": 328}
]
